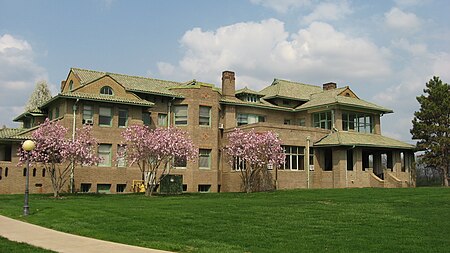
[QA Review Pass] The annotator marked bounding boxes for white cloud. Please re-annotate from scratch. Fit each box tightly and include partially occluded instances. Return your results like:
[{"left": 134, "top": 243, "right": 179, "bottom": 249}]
[
  {"left": 384, "top": 7, "right": 421, "bottom": 32},
  {"left": 250, "top": 0, "right": 311, "bottom": 13},
  {"left": 157, "top": 19, "right": 390, "bottom": 90},
  {"left": 391, "top": 39, "right": 427, "bottom": 56},
  {"left": 0, "top": 34, "right": 47, "bottom": 127},
  {"left": 302, "top": 0, "right": 352, "bottom": 24}
]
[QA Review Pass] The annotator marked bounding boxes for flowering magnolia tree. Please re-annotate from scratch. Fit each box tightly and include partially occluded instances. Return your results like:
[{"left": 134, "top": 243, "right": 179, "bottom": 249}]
[
  {"left": 224, "top": 128, "right": 285, "bottom": 193},
  {"left": 19, "top": 119, "right": 100, "bottom": 197},
  {"left": 120, "top": 125, "right": 197, "bottom": 196}
]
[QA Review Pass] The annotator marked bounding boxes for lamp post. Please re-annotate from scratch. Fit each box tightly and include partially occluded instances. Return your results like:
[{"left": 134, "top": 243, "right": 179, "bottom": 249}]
[{"left": 22, "top": 140, "right": 35, "bottom": 216}]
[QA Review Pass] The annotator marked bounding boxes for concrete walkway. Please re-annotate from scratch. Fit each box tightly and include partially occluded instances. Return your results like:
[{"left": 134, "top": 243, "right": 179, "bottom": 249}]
[{"left": 0, "top": 215, "right": 173, "bottom": 253}]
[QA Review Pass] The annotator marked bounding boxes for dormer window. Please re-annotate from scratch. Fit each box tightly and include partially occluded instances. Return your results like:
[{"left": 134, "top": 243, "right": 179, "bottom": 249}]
[
  {"left": 245, "top": 94, "right": 258, "bottom": 103},
  {"left": 100, "top": 86, "right": 113, "bottom": 95}
]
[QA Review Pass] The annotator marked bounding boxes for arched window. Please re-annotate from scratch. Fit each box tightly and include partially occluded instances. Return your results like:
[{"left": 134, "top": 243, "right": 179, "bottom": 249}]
[
  {"left": 0, "top": 167, "right": 2, "bottom": 180},
  {"left": 32, "top": 168, "right": 37, "bottom": 177},
  {"left": 100, "top": 86, "right": 114, "bottom": 95},
  {"left": 42, "top": 168, "right": 46, "bottom": 177},
  {"left": 4, "top": 167, "right": 8, "bottom": 177},
  {"left": 23, "top": 168, "right": 27, "bottom": 176}
]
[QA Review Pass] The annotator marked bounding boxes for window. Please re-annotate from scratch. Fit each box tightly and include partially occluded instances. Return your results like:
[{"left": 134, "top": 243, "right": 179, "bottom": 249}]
[
  {"left": 68, "top": 80, "right": 73, "bottom": 91},
  {"left": 99, "top": 107, "right": 112, "bottom": 126},
  {"left": 245, "top": 95, "right": 258, "bottom": 103},
  {"left": 0, "top": 144, "right": 12, "bottom": 161},
  {"left": 23, "top": 168, "right": 27, "bottom": 176},
  {"left": 199, "top": 106, "right": 211, "bottom": 126},
  {"left": 158, "top": 113, "right": 168, "bottom": 127},
  {"left": 174, "top": 156, "right": 187, "bottom": 168},
  {"left": 32, "top": 168, "right": 36, "bottom": 177},
  {"left": 117, "top": 145, "right": 126, "bottom": 167},
  {"left": 283, "top": 146, "right": 305, "bottom": 170},
  {"left": 284, "top": 119, "right": 291, "bottom": 125},
  {"left": 4, "top": 167, "right": 8, "bottom": 177},
  {"left": 0, "top": 167, "right": 2, "bottom": 180},
  {"left": 233, "top": 157, "right": 247, "bottom": 171},
  {"left": 142, "top": 112, "right": 151, "bottom": 126},
  {"left": 83, "top": 105, "right": 93, "bottom": 124},
  {"left": 313, "top": 111, "right": 332, "bottom": 130},
  {"left": 80, "top": 183, "right": 91, "bottom": 193},
  {"left": 100, "top": 86, "right": 113, "bottom": 95},
  {"left": 199, "top": 149, "right": 211, "bottom": 169},
  {"left": 118, "top": 108, "right": 128, "bottom": 127},
  {"left": 55, "top": 106, "right": 60, "bottom": 118},
  {"left": 48, "top": 109, "right": 53, "bottom": 120},
  {"left": 98, "top": 144, "right": 112, "bottom": 167},
  {"left": 198, "top": 184, "right": 211, "bottom": 192},
  {"left": 298, "top": 118, "right": 306, "bottom": 126},
  {"left": 116, "top": 184, "right": 126, "bottom": 193},
  {"left": 174, "top": 105, "right": 188, "bottom": 125},
  {"left": 347, "top": 150, "right": 354, "bottom": 171},
  {"left": 237, "top": 114, "right": 265, "bottom": 126},
  {"left": 97, "top": 184, "right": 111, "bottom": 193},
  {"left": 324, "top": 148, "right": 333, "bottom": 171},
  {"left": 42, "top": 168, "right": 45, "bottom": 177},
  {"left": 182, "top": 184, "right": 188, "bottom": 192},
  {"left": 342, "top": 112, "right": 373, "bottom": 133}
]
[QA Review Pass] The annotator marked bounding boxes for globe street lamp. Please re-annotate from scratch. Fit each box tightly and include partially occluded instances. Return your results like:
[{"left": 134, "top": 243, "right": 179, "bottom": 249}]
[{"left": 22, "top": 140, "right": 35, "bottom": 216}]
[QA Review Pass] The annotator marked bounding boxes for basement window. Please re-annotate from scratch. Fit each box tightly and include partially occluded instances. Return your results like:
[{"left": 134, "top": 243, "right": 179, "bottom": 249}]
[
  {"left": 80, "top": 183, "right": 91, "bottom": 193},
  {"left": 198, "top": 184, "right": 211, "bottom": 192}
]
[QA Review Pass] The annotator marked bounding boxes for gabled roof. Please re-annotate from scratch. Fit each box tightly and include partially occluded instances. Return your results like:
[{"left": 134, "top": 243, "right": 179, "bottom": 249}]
[
  {"left": 13, "top": 108, "right": 46, "bottom": 121},
  {"left": 260, "top": 79, "right": 322, "bottom": 101},
  {"left": 296, "top": 87, "right": 393, "bottom": 113},
  {"left": 314, "top": 131, "right": 414, "bottom": 149},
  {"left": 70, "top": 68, "right": 184, "bottom": 98},
  {"left": 236, "top": 87, "right": 264, "bottom": 96}
]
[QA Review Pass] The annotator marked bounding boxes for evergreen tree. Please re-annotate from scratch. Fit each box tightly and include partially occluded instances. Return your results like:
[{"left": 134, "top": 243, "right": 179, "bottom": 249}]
[
  {"left": 411, "top": 76, "right": 450, "bottom": 186},
  {"left": 25, "top": 80, "right": 52, "bottom": 112}
]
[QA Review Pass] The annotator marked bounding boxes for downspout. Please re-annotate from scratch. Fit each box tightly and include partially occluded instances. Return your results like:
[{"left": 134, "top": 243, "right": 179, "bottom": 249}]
[
  {"left": 306, "top": 136, "right": 311, "bottom": 189},
  {"left": 167, "top": 97, "right": 175, "bottom": 128},
  {"left": 70, "top": 99, "right": 79, "bottom": 193}
]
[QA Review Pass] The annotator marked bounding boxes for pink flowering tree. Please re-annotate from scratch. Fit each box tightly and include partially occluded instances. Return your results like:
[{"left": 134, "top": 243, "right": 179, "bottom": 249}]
[
  {"left": 120, "top": 125, "right": 197, "bottom": 196},
  {"left": 224, "top": 128, "right": 285, "bottom": 193},
  {"left": 19, "top": 119, "right": 100, "bottom": 197}
]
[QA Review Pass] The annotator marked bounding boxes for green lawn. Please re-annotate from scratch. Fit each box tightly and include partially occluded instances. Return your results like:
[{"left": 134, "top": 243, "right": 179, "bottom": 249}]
[
  {"left": 0, "top": 188, "right": 449, "bottom": 253},
  {"left": 0, "top": 236, "right": 55, "bottom": 253}
]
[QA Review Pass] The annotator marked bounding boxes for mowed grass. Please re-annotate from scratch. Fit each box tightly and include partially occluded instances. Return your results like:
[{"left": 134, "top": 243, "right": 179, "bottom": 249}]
[
  {"left": 0, "top": 188, "right": 449, "bottom": 253},
  {"left": 0, "top": 236, "right": 55, "bottom": 253}
]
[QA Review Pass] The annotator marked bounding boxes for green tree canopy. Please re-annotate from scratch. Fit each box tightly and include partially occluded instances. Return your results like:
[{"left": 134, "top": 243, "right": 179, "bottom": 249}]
[
  {"left": 25, "top": 80, "right": 52, "bottom": 112},
  {"left": 411, "top": 76, "right": 450, "bottom": 186}
]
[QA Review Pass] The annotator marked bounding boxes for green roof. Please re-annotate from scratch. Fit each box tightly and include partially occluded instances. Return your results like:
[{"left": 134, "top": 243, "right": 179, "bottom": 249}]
[
  {"left": 42, "top": 92, "right": 155, "bottom": 108},
  {"left": 296, "top": 88, "right": 393, "bottom": 113},
  {"left": 13, "top": 108, "right": 46, "bottom": 121},
  {"left": 0, "top": 128, "right": 32, "bottom": 141},
  {"left": 260, "top": 79, "right": 322, "bottom": 101},
  {"left": 236, "top": 87, "right": 263, "bottom": 96},
  {"left": 220, "top": 97, "right": 293, "bottom": 111},
  {"left": 314, "top": 131, "right": 414, "bottom": 149},
  {"left": 71, "top": 68, "right": 184, "bottom": 98}
]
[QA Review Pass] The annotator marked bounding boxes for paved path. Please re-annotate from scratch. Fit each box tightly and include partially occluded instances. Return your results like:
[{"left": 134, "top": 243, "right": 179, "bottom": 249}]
[{"left": 0, "top": 215, "right": 173, "bottom": 253}]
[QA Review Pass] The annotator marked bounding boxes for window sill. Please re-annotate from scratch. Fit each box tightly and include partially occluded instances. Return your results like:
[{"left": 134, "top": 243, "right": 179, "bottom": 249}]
[{"left": 199, "top": 167, "right": 211, "bottom": 170}]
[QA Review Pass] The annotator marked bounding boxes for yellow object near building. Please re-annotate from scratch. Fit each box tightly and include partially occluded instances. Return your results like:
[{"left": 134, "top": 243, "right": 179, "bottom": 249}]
[{"left": 132, "top": 180, "right": 145, "bottom": 193}]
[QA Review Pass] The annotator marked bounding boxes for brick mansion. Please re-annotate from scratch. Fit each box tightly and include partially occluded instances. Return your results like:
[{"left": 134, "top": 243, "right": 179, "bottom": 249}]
[{"left": 0, "top": 68, "right": 415, "bottom": 194}]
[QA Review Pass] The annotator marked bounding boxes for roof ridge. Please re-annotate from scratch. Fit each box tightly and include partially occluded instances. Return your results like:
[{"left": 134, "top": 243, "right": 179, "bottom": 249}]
[
  {"left": 71, "top": 67, "right": 183, "bottom": 85},
  {"left": 273, "top": 78, "right": 319, "bottom": 88}
]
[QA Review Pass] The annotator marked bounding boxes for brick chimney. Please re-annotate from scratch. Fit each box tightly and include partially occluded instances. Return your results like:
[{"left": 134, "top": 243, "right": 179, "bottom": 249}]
[
  {"left": 222, "top": 71, "right": 236, "bottom": 98},
  {"left": 323, "top": 82, "right": 337, "bottom": 90}
]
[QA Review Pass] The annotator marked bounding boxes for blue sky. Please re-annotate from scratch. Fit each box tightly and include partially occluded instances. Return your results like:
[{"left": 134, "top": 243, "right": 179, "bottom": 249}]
[{"left": 1, "top": 0, "right": 449, "bottom": 143}]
